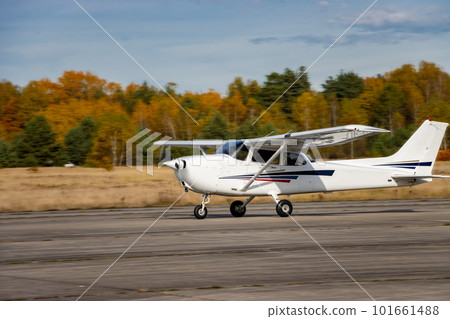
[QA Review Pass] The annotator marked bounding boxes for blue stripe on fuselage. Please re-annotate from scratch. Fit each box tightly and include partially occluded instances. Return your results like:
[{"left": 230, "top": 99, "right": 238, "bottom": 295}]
[
  {"left": 219, "top": 170, "right": 335, "bottom": 180},
  {"left": 375, "top": 162, "right": 432, "bottom": 169}
]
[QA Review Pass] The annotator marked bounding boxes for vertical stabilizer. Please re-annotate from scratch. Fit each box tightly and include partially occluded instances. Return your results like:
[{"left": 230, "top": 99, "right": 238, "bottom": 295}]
[{"left": 385, "top": 120, "right": 448, "bottom": 175}]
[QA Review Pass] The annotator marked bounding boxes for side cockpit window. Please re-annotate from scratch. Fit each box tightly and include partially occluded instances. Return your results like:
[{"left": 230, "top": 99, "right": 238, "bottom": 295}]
[
  {"left": 252, "top": 149, "right": 280, "bottom": 164},
  {"left": 236, "top": 144, "right": 249, "bottom": 161},
  {"left": 286, "top": 152, "right": 298, "bottom": 166},
  {"left": 286, "top": 152, "right": 307, "bottom": 166}
]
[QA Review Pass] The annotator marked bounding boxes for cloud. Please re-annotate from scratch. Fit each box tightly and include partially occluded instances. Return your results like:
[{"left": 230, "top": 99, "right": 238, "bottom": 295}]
[
  {"left": 248, "top": 34, "right": 334, "bottom": 45},
  {"left": 250, "top": 5, "right": 450, "bottom": 47},
  {"left": 249, "top": 36, "right": 280, "bottom": 45},
  {"left": 353, "top": 5, "right": 450, "bottom": 34},
  {"left": 249, "top": 34, "right": 337, "bottom": 46},
  {"left": 249, "top": 32, "right": 408, "bottom": 47}
]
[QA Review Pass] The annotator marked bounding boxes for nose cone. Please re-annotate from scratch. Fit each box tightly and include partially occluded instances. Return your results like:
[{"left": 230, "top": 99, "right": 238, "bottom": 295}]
[
  {"left": 163, "top": 159, "right": 179, "bottom": 170},
  {"left": 164, "top": 159, "right": 188, "bottom": 171}
]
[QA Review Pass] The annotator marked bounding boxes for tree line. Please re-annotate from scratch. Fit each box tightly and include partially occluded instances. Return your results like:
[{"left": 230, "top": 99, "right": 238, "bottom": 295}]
[{"left": 0, "top": 61, "right": 449, "bottom": 167}]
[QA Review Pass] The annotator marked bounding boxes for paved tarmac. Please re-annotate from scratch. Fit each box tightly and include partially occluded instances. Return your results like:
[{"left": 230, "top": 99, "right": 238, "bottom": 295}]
[{"left": 1, "top": 199, "right": 449, "bottom": 301}]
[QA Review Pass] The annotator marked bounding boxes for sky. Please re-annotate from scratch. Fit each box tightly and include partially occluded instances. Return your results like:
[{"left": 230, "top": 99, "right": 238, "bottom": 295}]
[{"left": 1, "top": 0, "right": 450, "bottom": 94}]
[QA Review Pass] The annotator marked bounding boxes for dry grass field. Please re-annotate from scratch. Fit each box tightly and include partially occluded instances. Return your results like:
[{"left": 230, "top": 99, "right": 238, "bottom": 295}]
[{"left": 0, "top": 162, "right": 449, "bottom": 212}]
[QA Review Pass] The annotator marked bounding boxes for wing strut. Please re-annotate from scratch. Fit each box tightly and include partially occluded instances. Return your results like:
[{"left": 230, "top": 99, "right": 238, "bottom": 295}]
[
  {"left": 239, "top": 143, "right": 286, "bottom": 192},
  {"left": 392, "top": 175, "right": 449, "bottom": 180}
]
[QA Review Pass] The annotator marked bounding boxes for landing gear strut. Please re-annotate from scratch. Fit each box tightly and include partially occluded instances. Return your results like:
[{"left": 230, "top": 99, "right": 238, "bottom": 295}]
[{"left": 194, "top": 194, "right": 210, "bottom": 219}]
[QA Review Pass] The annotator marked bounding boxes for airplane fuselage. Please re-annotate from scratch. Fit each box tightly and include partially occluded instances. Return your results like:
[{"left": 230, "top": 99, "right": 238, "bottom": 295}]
[
  {"left": 172, "top": 154, "right": 427, "bottom": 197},
  {"left": 161, "top": 120, "right": 447, "bottom": 219}
]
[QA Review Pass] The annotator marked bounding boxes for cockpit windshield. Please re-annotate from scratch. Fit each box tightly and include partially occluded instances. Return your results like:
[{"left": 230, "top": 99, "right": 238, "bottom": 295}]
[
  {"left": 305, "top": 153, "right": 316, "bottom": 163},
  {"left": 217, "top": 141, "right": 316, "bottom": 165},
  {"left": 216, "top": 140, "right": 245, "bottom": 158}
]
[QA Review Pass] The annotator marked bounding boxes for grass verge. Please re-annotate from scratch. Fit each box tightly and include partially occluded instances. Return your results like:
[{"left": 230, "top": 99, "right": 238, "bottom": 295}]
[{"left": 0, "top": 162, "right": 448, "bottom": 212}]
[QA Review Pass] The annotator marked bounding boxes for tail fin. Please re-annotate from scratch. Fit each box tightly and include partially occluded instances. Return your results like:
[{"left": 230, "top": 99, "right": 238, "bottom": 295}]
[{"left": 386, "top": 120, "right": 448, "bottom": 175}]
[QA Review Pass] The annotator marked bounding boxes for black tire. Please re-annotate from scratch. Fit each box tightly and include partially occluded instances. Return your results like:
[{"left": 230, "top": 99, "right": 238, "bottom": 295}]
[
  {"left": 276, "top": 199, "right": 293, "bottom": 217},
  {"left": 194, "top": 205, "right": 208, "bottom": 219},
  {"left": 230, "top": 200, "right": 246, "bottom": 217}
]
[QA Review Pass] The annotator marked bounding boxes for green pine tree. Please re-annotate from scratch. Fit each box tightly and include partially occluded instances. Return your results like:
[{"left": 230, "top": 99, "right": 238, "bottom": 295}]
[
  {"left": 0, "top": 139, "right": 12, "bottom": 167},
  {"left": 9, "top": 115, "right": 61, "bottom": 167},
  {"left": 322, "top": 71, "right": 364, "bottom": 100},
  {"left": 235, "top": 121, "right": 260, "bottom": 139},
  {"left": 259, "top": 67, "right": 310, "bottom": 115},
  {"left": 64, "top": 116, "right": 97, "bottom": 165},
  {"left": 198, "top": 112, "right": 230, "bottom": 139}
]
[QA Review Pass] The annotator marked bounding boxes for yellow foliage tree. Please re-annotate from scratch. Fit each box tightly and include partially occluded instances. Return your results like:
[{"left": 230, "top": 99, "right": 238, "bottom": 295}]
[
  {"left": 292, "top": 91, "right": 315, "bottom": 131},
  {"left": 220, "top": 91, "right": 247, "bottom": 130},
  {"left": 386, "top": 64, "right": 424, "bottom": 125},
  {"left": 292, "top": 91, "right": 330, "bottom": 131},
  {"left": 132, "top": 100, "right": 151, "bottom": 129},
  {"left": 18, "top": 80, "right": 52, "bottom": 124},
  {"left": 417, "top": 61, "right": 449, "bottom": 103},
  {"left": 338, "top": 98, "right": 369, "bottom": 126},
  {"left": 44, "top": 97, "right": 124, "bottom": 141},
  {"left": 90, "top": 112, "right": 135, "bottom": 166}
]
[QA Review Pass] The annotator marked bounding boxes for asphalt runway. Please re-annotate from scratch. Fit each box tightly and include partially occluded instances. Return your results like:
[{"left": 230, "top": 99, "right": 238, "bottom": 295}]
[{"left": 1, "top": 198, "right": 449, "bottom": 301}]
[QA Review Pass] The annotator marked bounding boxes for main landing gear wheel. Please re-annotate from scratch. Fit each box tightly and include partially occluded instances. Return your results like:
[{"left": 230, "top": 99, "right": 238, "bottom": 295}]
[
  {"left": 230, "top": 200, "right": 246, "bottom": 217},
  {"left": 276, "top": 199, "right": 293, "bottom": 217},
  {"left": 194, "top": 205, "right": 208, "bottom": 219}
]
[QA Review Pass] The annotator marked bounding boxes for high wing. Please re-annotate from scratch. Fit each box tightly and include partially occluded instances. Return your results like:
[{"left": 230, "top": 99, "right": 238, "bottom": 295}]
[
  {"left": 245, "top": 124, "right": 389, "bottom": 152},
  {"left": 153, "top": 139, "right": 224, "bottom": 149},
  {"left": 153, "top": 124, "right": 389, "bottom": 153}
]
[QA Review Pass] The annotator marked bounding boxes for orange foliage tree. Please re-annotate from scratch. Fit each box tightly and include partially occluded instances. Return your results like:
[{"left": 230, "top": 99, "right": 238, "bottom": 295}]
[{"left": 1, "top": 62, "right": 449, "bottom": 167}]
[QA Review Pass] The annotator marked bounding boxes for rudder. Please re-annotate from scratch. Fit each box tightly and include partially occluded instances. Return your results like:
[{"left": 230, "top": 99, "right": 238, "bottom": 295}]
[{"left": 385, "top": 120, "right": 448, "bottom": 175}]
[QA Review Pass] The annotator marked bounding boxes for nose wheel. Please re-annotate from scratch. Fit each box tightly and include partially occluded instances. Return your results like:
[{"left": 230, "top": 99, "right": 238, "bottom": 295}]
[
  {"left": 194, "top": 205, "right": 208, "bottom": 219},
  {"left": 194, "top": 194, "right": 210, "bottom": 219}
]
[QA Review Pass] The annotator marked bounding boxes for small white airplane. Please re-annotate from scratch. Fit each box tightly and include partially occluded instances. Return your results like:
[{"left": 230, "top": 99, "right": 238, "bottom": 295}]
[{"left": 155, "top": 119, "right": 448, "bottom": 219}]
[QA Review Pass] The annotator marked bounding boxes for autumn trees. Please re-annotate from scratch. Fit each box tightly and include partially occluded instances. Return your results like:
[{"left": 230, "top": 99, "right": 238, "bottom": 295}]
[
  {"left": 0, "top": 61, "right": 449, "bottom": 168},
  {"left": 1, "top": 115, "right": 62, "bottom": 167},
  {"left": 0, "top": 71, "right": 133, "bottom": 167}
]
